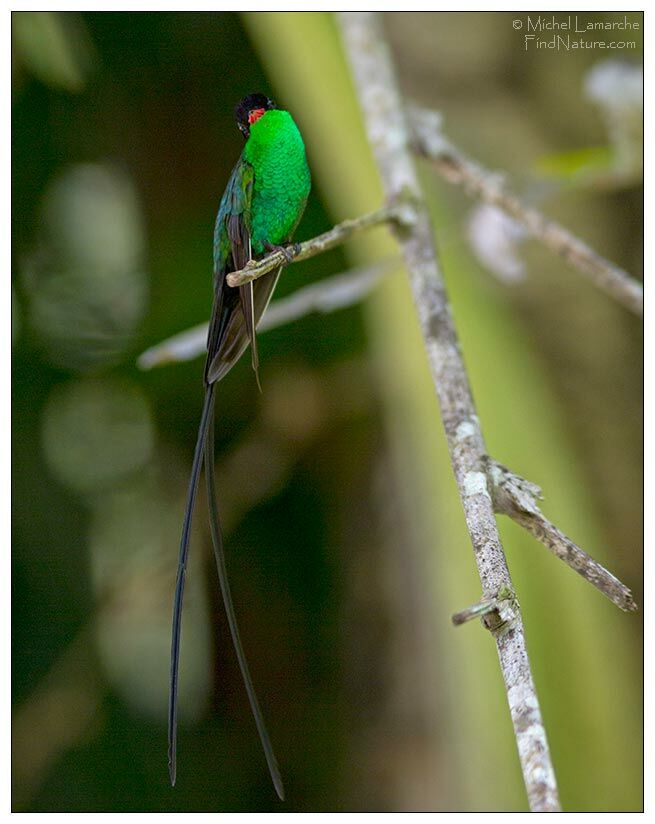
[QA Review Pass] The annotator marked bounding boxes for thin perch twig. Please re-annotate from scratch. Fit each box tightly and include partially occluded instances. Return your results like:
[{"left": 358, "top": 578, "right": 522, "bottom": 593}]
[
  {"left": 410, "top": 106, "right": 643, "bottom": 316},
  {"left": 138, "top": 260, "right": 394, "bottom": 370},
  {"left": 339, "top": 12, "right": 560, "bottom": 812},
  {"left": 227, "top": 205, "right": 402, "bottom": 287},
  {"left": 488, "top": 460, "right": 637, "bottom": 612}
]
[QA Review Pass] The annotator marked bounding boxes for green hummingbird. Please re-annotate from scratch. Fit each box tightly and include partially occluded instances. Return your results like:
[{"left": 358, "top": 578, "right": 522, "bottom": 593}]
[{"left": 168, "top": 93, "right": 311, "bottom": 800}]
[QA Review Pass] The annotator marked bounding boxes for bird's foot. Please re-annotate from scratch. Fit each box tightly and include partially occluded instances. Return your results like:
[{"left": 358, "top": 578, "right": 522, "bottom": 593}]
[{"left": 265, "top": 242, "right": 300, "bottom": 265}]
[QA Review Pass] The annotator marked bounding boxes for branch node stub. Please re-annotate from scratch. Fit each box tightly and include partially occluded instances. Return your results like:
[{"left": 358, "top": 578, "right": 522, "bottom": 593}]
[
  {"left": 389, "top": 189, "right": 420, "bottom": 235},
  {"left": 451, "top": 598, "right": 497, "bottom": 626},
  {"left": 482, "top": 585, "right": 520, "bottom": 637},
  {"left": 408, "top": 104, "right": 449, "bottom": 158},
  {"left": 452, "top": 585, "right": 520, "bottom": 636}
]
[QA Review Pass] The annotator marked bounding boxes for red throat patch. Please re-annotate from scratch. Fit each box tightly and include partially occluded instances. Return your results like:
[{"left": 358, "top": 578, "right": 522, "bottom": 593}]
[{"left": 248, "top": 108, "right": 266, "bottom": 125}]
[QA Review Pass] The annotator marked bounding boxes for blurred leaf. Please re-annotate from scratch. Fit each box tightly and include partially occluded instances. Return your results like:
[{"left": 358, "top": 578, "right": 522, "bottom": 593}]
[
  {"left": 21, "top": 163, "right": 148, "bottom": 370},
  {"left": 583, "top": 59, "right": 643, "bottom": 181},
  {"left": 467, "top": 204, "right": 527, "bottom": 284},
  {"left": 41, "top": 377, "right": 154, "bottom": 495},
  {"left": 12, "top": 11, "right": 95, "bottom": 92},
  {"left": 535, "top": 145, "right": 614, "bottom": 184},
  {"left": 90, "top": 471, "right": 212, "bottom": 722}
]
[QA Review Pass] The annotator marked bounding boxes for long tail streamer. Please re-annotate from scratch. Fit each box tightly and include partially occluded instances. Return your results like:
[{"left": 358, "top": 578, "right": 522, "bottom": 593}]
[{"left": 168, "top": 383, "right": 284, "bottom": 799}]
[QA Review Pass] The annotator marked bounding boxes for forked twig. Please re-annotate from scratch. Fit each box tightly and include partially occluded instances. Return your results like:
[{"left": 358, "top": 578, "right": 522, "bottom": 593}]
[
  {"left": 487, "top": 460, "right": 637, "bottom": 613},
  {"left": 410, "top": 106, "right": 643, "bottom": 315}
]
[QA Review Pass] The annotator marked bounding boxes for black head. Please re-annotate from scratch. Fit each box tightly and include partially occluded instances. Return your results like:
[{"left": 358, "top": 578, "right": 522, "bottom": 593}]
[{"left": 235, "top": 93, "right": 277, "bottom": 138}]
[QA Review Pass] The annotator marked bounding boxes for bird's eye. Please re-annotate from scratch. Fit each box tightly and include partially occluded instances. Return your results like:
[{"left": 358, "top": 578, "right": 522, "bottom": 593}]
[{"left": 248, "top": 108, "right": 266, "bottom": 125}]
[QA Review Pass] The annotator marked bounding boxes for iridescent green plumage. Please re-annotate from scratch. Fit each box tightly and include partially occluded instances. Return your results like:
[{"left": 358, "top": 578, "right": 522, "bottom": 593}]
[
  {"left": 168, "top": 97, "right": 310, "bottom": 800},
  {"left": 208, "top": 108, "right": 310, "bottom": 384}
]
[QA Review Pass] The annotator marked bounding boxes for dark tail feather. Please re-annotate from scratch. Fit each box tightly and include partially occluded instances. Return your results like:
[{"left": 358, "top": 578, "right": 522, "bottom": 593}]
[
  {"left": 204, "top": 401, "right": 285, "bottom": 801},
  {"left": 239, "top": 282, "right": 262, "bottom": 393},
  {"left": 168, "top": 382, "right": 216, "bottom": 787}
]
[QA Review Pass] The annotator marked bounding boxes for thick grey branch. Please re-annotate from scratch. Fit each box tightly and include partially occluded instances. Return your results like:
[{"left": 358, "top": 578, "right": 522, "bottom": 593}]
[
  {"left": 339, "top": 12, "right": 560, "bottom": 812},
  {"left": 488, "top": 460, "right": 637, "bottom": 613},
  {"left": 411, "top": 106, "right": 643, "bottom": 316},
  {"left": 226, "top": 206, "right": 401, "bottom": 287},
  {"left": 137, "top": 261, "right": 393, "bottom": 370}
]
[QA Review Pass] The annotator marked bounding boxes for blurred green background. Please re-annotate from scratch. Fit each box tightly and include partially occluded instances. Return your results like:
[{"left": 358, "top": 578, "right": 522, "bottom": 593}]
[{"left": 12, "top": 11, "right": 642, "bottom": 812}]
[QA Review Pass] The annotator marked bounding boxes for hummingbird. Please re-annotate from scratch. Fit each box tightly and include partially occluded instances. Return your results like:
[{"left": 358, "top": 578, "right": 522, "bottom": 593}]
[{"left": 168, "top": 93, "right": 311, "bottom": 800}]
